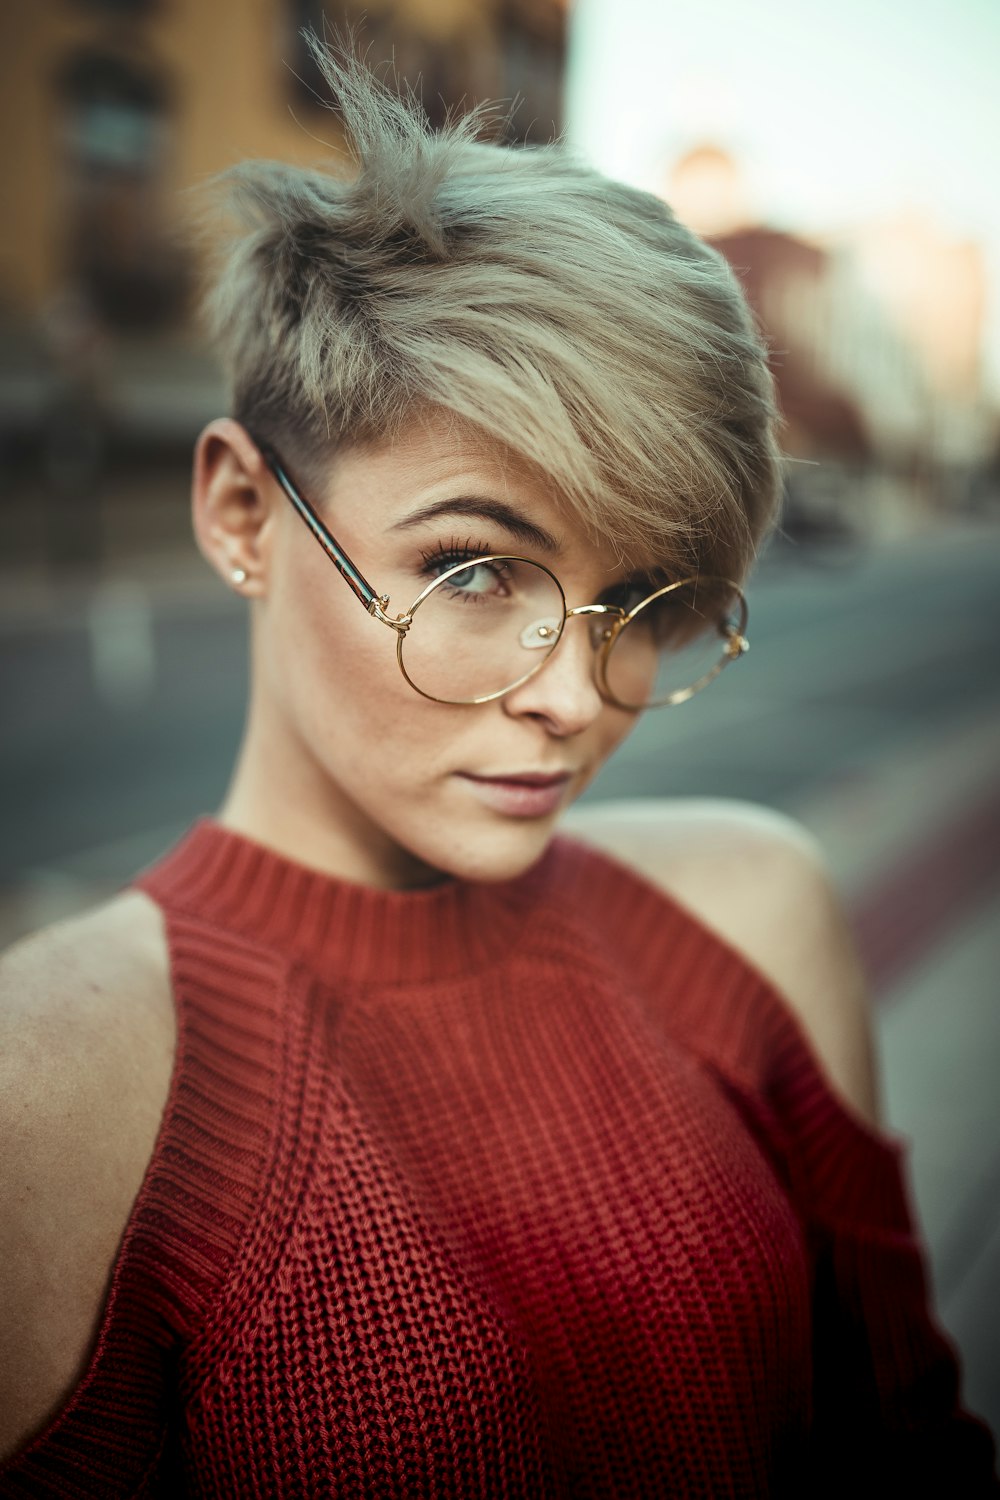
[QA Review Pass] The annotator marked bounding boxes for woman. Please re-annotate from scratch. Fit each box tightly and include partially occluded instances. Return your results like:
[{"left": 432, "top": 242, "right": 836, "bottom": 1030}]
[{"left": 1, "top": 46, "right": 996, "bottom": 1498}]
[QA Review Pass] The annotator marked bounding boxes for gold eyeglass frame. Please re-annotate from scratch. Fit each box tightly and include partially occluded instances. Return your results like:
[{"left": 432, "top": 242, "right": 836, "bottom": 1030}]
[{"left": 254, "top": 433, "right": 750, "bottom": 710}]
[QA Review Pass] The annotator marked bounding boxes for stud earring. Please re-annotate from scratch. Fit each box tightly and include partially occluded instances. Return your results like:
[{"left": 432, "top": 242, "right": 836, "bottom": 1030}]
[{"left": 231, "top": 566, "right": 248, "bottom": 585}]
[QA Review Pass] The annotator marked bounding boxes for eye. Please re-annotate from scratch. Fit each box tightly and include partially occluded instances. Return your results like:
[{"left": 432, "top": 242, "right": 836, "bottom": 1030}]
[
  {"left": 598, "top": 577, "right": 658, "bottom": 614},
  {"left": 419, "top": 540, "right": 510, "bottom": 601},
  {"left": 440, "top": 559, "right": 510, "bottom": 597}
]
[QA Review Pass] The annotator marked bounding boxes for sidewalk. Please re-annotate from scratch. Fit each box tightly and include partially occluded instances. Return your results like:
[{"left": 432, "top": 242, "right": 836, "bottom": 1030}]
[
  {"left": 790, "top": 708, "right": 1000, "bottom": 1434},
  {"left": 879, "top": 894, "right": 1000, "bottom": 1434}
]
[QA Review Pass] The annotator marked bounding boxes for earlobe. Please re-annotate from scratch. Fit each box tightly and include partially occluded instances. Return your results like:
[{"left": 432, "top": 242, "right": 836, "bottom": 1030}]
[{"left": 192, "top": 419, "right": 273, "bottom": 595}]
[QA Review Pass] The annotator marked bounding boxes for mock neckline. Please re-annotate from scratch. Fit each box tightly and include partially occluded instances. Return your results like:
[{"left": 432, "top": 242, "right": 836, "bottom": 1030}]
[{"left": 133, "top": 816, "right": 557, "bottom": 987}]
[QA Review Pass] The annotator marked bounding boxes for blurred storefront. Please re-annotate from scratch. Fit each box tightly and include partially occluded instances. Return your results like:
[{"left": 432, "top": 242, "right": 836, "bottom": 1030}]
[
  {"left": 3, "top": 3, "right": 994, "bottom": 564},
  {"left": 0, "top": 0, "right": 567, "bottom": 467}
]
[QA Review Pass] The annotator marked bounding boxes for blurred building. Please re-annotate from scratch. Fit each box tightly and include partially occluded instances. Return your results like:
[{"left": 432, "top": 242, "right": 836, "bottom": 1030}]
[
  {"left": 668, "top": 144, "right": 994, "bottom": 534},
  {"left": 0, "top": 0, "right": 567, "bottom": 455},
  {"left": 849, "top": 210, "right": 992, "bottom": 475}
]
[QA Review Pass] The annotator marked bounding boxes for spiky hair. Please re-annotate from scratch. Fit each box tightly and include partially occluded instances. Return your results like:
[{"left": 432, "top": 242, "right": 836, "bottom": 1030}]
[{"left": 202, "top": 38, "right": 782, "bottom": 577}]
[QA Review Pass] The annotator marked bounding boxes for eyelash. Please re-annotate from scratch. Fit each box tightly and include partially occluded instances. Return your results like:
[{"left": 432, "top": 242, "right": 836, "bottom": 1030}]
[
  {"left": 416, "top": 538, "right": 658, "bottom": 607},
  {"left": 418, "top": 537, "right": 497, "bottom": 578}
]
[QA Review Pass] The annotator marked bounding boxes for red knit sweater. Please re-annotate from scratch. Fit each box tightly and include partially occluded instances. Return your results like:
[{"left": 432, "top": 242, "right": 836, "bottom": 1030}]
[{"left": 2, "top": 819, "right": 997, "bottom": 1498}]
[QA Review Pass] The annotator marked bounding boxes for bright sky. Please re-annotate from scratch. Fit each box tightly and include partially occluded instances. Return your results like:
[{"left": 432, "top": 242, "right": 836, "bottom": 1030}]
[{"left": 565, "top": 0, "right": 1000, "bottom": 393}]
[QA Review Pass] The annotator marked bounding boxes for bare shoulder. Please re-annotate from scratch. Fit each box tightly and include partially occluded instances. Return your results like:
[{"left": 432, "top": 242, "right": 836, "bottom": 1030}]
[
  {"left": 563, "top": 797, "right": 882, "bottom": 1129},
  {"left": 0, "top": 891, "right": 174, "bottom": 1462}
]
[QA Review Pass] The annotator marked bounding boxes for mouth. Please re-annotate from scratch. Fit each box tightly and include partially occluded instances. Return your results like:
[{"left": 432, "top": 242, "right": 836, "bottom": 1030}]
[
  {"left": 469, "top": 770, "right": 573, "bottom": 785},
  {"left": 454, "top": 770, "right": 574, "bottom": 819}
]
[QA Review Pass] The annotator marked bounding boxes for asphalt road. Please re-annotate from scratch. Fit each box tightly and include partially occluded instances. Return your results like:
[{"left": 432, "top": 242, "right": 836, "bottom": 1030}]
[{"left": 2, "top": 520, "right": 998, "bottom": 884}]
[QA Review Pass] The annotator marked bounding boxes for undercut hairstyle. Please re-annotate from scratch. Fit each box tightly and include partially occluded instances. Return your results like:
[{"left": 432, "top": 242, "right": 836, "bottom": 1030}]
[{"left": 203, "top": 40, "right": 783, "bottom": 580}]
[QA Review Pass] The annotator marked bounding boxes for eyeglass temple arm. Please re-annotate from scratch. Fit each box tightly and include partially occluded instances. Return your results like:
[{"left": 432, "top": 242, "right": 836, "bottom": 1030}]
[{"left": 257, "top": 444, "right": 382, "bottom": 613}]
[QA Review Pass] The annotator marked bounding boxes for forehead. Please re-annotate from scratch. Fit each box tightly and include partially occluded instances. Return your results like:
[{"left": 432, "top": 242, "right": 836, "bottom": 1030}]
[
  {"left": 327, "top": 414, "right": 556, "bottom": 523},
  {"left": 322, "top": 412, "right": 647, "bottom": 574}
]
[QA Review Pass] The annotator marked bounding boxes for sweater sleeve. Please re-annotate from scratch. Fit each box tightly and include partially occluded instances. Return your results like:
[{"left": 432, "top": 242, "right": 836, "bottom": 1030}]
[
  {"left": 745, "top": 989, "right": 1000, "bottom": 1496},
  {"left": 502, "top": 836, "right": 1000, "bottom": 1491},
  {"left": 552, "top": 836, "right": 999, "bottom": 1492}
]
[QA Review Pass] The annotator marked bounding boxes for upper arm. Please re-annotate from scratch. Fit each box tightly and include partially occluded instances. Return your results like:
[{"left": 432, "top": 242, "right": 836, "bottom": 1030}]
[
  {"left": 0, "top": 893, "right": 175, "bottom": 1463},
  {"left": 564, "top": 797, "right": 882, "bottom": 1129}
]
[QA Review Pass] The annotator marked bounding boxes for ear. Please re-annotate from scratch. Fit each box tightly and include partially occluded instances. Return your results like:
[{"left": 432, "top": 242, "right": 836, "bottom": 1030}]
[{"left": 192, "top": 419, "right": 277, "bottom": 596}]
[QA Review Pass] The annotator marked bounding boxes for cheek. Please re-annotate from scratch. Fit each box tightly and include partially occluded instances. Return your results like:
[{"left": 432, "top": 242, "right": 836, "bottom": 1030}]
[
  {"left": 587, "top": 705, "right": 641, "bottom": 783},
  {"left": 266, "top": 557, "right": 457, "bottom": 778},
  {"left": 265, "top": 555, "right": 379, "bottom": 718}
]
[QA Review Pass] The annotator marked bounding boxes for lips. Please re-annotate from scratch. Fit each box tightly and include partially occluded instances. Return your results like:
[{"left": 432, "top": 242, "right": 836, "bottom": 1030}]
[
  {"left": 469, "top": 772, "right": 572, "bottom": 787},
  {"left": 455, "top": 770, "right": 573, "bottom": 818}
]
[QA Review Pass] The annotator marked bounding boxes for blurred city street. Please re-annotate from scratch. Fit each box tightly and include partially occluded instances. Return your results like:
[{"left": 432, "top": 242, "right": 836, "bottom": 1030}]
[
  {"left": 2, "top": 0, "right": 999, "bottom": 1475},
  {"left": 1, "top": 502, "right": 998, "bottom": 1430}
]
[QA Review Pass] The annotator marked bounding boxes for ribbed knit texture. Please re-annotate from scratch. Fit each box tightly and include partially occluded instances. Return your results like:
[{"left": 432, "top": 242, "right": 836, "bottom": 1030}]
[{"left": 2, "top": 818, "right": 996, "bottom": 1497}]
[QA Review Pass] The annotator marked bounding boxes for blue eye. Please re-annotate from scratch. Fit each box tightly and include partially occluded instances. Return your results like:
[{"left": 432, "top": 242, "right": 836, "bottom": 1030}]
[
  {"left": 444, "top": 561, "right": 501, "bottom": 594},
  {"left": 420, "top": 539, "right": 508, "bottom": 599}
]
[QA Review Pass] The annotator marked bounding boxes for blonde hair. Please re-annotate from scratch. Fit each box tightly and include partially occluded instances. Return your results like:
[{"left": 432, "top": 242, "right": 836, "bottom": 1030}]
[{"left": 203, "top": 42, "right": 782, "bottom": 579}]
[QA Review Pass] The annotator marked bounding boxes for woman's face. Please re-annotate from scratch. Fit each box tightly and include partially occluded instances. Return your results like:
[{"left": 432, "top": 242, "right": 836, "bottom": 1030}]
[{"left": 251, "top": 415, "right": 647, "bottom": 887}]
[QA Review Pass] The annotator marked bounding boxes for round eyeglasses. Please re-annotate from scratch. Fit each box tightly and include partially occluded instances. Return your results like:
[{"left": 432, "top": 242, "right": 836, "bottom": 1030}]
[
  {"left": 254, "top": 435, "right": 749, "bottom": 710},
  {"left": 397, "top": 554, "right": 748, "bottom": 707}
]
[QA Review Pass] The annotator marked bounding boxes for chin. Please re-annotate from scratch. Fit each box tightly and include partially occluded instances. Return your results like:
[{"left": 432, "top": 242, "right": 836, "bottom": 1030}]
[{"left": 421, "top": 816, "right": 558, "bottom": 887}]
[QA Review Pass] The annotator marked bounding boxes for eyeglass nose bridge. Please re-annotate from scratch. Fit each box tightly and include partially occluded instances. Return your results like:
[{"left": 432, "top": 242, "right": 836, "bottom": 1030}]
[
  {"left": 564, "top": 603, "right": 621, "bottom": 620},
  {"left": 563, "top": 601, "right": 627, "bottom": 651},
  {"left": 508, "top": 601, "right": 625, "bottom": 710},
  {"left": 517, "top": 601, "right": 625, "bottom": 655}
]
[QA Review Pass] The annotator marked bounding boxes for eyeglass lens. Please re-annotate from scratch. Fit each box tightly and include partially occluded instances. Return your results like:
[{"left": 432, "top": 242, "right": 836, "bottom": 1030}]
[
  {"left": 603, "top": 578, "right": 745, "bottom": 709},
  {"left": 399, "top": 558, "right": 742, "bottom": 707},
  {"left": 400, "top": 557, "right": 564, "bottom": 703}
]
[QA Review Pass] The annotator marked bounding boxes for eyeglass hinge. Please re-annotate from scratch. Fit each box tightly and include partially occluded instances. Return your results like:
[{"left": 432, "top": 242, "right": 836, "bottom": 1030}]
[{"left": 369, "top": 595, "right": 411, "bottom": 633}]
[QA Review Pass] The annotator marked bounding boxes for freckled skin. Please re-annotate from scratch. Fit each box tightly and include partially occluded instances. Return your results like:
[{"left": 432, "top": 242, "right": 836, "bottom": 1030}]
[{"left": 207, "top": 417, "right": 641, "bottom": 890}]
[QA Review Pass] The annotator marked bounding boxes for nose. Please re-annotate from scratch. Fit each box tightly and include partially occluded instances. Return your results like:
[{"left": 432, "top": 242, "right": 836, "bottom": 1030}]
[{"left": 501, "top": 611, "right": 608, "bottom": 735}]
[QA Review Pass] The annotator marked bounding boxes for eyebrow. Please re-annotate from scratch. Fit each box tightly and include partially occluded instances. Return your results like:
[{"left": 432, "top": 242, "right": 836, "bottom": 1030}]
[{"left": 390, "top": 497, "right": 560, "bottom": 553}]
